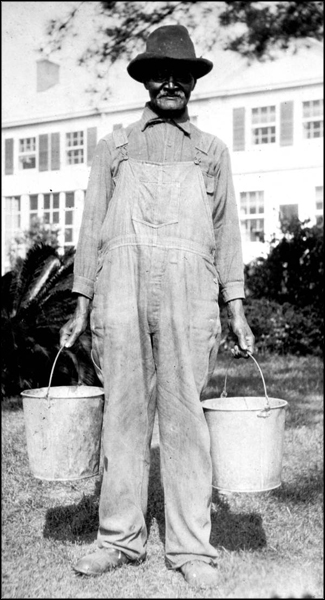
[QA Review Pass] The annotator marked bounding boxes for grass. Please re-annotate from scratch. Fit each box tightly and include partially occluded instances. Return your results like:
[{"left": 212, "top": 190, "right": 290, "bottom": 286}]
[{"left": 2, "top": 353, "right": 323, "bottom": 599}]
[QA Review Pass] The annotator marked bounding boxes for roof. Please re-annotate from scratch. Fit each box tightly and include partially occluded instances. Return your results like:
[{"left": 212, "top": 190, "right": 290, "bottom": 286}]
[{"left": 3, "top": 38, "right": 323, "bottom": 128}]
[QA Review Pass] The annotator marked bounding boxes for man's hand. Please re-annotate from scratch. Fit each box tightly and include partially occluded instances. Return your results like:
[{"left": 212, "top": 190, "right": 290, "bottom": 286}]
[
  {"left": 60, "top": 295, "right": 90, "bottom": 348},
  {"left": 226, "top": 298, "right": 255, "bottom": 358}
]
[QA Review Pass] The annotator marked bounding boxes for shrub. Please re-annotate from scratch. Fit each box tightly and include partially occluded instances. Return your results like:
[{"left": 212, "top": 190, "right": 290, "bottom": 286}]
[
  {"left": 1, "top": 243, "right": 98, "bottom": 399},
  {"left": 244, "top": 218, "right": 323, "bottom": 314},
  {"left": 220, "top": 297, "right": 323, "bottom": 357},
  {"left": 234, "top": 218, "right": 324, "bottom": 356}
]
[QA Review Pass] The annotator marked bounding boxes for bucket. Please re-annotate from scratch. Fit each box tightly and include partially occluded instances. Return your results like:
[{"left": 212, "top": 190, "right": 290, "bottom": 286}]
[
  {"left": 202, "top": 353, "right": 288, "bottom": 493},
  {"left": 21, "top": 347, "right": 105, "bottom": 481}
]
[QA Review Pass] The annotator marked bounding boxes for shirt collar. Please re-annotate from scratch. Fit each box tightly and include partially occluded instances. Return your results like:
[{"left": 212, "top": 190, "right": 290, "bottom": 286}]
[{"left": 140, "top": 102, "right": 192, "bottom": 136}]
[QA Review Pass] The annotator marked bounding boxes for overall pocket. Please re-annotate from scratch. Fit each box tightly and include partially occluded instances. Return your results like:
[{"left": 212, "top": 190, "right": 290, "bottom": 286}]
[{"left": 132, "top": 181, "right": 180, "bottom": 228}]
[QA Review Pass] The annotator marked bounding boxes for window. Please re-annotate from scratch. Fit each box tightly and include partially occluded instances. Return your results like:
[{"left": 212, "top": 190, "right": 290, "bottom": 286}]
[
  {"left": 279, "top": 204, "right": 299, "bottom": 226},
  {"left": 5, "top": 196, "right": 21, "bottom": 247},
  {"left": 252, "top": 106, "right": 276, "bottom": 145},
  {"left": 240, "top": 191, "right": 264, "bottom": 242},
  {"left": 64, "top": 192, "right": 75, "bottom": 249},
  {"left": 303, "top": 100, "right": 323, "bottom": 139},
  {"left": 29, "top": 194, "right": 39, "bottom": 224},
  {"left": 44, "top": 193, "right": 60, "bottom": 225},
  {"left": 19, "top": 137, "right": 36, "bottom": 169},
  {"left": 315, "top": 186, "right": 323, "bottom": 225},
  {"left": 66, "top": 131, "right": 84, "bottom": 164}
]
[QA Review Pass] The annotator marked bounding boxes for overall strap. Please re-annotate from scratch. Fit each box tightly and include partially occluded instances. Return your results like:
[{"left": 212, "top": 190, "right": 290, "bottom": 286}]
[
  {"left": 191, "top": 128, "right": 214, "bottom": 166},
  {"left": 112, "top": 127, "right": 129, "bottom": 161}
]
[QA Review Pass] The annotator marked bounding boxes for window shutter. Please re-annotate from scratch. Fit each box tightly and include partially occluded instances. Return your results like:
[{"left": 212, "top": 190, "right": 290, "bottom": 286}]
[
  {"left": 50, "top": 132, "right": 60, "bottom": 170},
  {"left": 233, "top": 108, "right": 245, "bottom": 151},
  {"left": 87, "top": 127, "right": 97, "bottom": 166},
  {"left": 39, "top": 134, "right": 49, "bottom": 171},
  {"left": 5, "top": 139, "right": 14, "bottom": 175},
  {"left": 280, "top": 101, "right": 294, "bottom": 146}
]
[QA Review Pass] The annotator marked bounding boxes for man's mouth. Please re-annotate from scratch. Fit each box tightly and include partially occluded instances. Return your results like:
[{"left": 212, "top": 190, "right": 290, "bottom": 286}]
[{"left": 159, "top": 93, "right": 183, "bottom": 99}]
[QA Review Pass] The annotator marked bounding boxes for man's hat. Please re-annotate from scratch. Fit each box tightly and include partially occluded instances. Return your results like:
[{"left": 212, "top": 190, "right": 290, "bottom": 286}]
[{"left": 127, "top": 24, "right": 213, "bottom": 82}]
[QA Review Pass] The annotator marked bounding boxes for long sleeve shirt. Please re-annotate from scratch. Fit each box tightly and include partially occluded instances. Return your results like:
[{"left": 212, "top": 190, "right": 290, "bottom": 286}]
[{"left": 72, "top": 102, "right": 245, "bottom": 303}]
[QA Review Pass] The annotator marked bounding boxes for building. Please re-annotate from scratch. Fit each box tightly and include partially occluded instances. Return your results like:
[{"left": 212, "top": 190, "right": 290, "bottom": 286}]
[{"left": 2, "top": 42, "right": 323, "bottom": 273}]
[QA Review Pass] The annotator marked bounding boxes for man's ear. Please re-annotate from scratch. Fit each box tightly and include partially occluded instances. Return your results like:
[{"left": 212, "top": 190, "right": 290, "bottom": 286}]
[{"left": 191, "top": 78, "right": 197, "bottom": 92}]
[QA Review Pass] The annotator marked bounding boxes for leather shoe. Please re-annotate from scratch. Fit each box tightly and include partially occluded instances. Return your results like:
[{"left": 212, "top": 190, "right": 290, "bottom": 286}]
[
  {"left": 73, "top": 547, "right": 132, "bottom": 576},
  {"left": 180, "top": 560, "right": 218, "bottom": 588}
]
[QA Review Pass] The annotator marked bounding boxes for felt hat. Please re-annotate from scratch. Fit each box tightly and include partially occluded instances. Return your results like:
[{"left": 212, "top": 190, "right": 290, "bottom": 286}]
[{"left": 127, "top": 24, "right": 213, "bottom": 82}]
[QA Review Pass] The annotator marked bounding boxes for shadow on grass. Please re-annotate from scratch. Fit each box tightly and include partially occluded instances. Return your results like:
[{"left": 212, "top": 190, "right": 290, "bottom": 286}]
[
  {"left": 210, "top": 489, "right": 267, "bottom": 551},
  {"left": 43, "top": 446, "right": 269, "bottom": 554},
  {"left": 43, "top": 479, "right": 101, "bottom": 543},
  {"left": 43, "top": 447, "right": 166, "bottom": 544},
  {"left": 272, "top": 467, "right": 323, "bottom": 504}
]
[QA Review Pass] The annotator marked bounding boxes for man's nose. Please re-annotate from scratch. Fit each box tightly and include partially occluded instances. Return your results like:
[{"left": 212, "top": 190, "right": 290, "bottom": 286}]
[{"left": 166, "top": 75, "right": 176, "bottom": 89}]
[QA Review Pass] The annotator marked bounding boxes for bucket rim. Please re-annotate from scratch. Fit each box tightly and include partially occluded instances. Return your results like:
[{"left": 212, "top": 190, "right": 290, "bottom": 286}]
[
  {"left": 202, "top": 396, "right": 288, "bottom": 411},
  {"left": 212, "top": 482, "right": 282, "bottom": 493},
  {"left": 21, "top": 385, "right": 105, "bottom": 399}
]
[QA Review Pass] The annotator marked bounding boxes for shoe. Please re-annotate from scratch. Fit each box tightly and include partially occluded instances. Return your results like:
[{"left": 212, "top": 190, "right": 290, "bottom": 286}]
[
  {"left": 73, "top": 547, "right": 132, "bottom": 576},
  {"left": 180, "top": 560, "right": 218, "bottom": 588}
]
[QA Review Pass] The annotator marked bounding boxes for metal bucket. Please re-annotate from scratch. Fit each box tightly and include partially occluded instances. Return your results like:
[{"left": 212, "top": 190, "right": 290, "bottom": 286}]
[
  {"left": 202, "top": 353, "right": 288, "bottom": 493},
  {"left": 21, "top": 347, "right": 104, "bottom": 481}
]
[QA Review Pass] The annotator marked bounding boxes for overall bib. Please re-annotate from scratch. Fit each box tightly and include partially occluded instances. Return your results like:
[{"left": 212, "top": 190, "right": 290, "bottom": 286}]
[{"left": 90, "top": 128, "right": 221, "bottom": 569}]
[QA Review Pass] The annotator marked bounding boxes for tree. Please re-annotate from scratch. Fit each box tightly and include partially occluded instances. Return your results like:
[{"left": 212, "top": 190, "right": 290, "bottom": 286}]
[
  {"left": 40, "top": 1, "right": 323, "bottom": 100},
  {"left": 1, "top": 243, "right": 98, "bottom": 398}
]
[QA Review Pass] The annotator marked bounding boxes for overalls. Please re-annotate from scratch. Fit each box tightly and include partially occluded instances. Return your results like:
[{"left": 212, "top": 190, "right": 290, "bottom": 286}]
[{"left": 90, "top": 127, "right": 221, "bottom": 569}]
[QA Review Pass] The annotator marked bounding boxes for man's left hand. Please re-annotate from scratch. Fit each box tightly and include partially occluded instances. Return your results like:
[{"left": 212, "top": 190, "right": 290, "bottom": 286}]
[{"left": 226, "top": 298, "right": 255, "bottom": 358}]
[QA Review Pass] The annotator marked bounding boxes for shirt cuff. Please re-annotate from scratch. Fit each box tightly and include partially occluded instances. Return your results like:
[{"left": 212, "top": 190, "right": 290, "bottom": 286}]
[
  {"left": 72, "top": 275, "right": 94, "bottom": 300},
  {"left": 220, "top": 283, "right": 245, "bottom": 304}
]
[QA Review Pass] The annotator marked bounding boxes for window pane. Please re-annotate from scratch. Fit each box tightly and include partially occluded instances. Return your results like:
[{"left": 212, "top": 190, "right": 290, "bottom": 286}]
[
  {"left": 240, "top": 191, "right": 264, "bottom": 242},
  {"left": 252, "top": 105, "right": 275, "bottom": 125},
  {"left": 65, "top": 211, "right": 73, "bottom": 225},
  {"left": 303, "top": 99, "right": 323, "bottom": 118},
  {"left": 65, "top": 192, "right": 74, "bottom": 208},
  {"left": 279, "top": 204, "right": 299, "bottom": 221},
  {"left": 65, "top": 229, "right": 73, "bottom": 242},
  {"left": 19, "top": 137, "right": 36, "bottom": 152},
  {"left": 53, "top": 211, "right": 60, "bottom": 224},
  {"left": 30, "top": 195, "right": 38, "bottom": 210},
  {"left": 19, "top": 156, "right": 36, "bottom": 169},
  {"left": 66, "top": 131, "right": 83, "bottom": 147},
  {"left": 44, "top": 194, "right": 50, "bottom": 209},
  {"left": 53, "top": 193, "right": 60, "bottom": 208}
]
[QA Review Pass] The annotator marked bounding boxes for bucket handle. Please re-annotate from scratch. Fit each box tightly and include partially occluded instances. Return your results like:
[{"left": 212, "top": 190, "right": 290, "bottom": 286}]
[
  {"left": 45, "top": 345, "right": 82, "bottom": 400},
  {"left": 221, "top": 351, "right": 271, "bottom": 418}
]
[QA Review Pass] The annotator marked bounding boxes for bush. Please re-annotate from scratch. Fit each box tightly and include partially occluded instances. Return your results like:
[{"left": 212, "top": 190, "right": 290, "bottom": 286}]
[
  {"left": 220, "top": 298, "right": 323, "bottom": 356},
  {"left": 234, "top": 218, "right": 324, "bottom": 356},
  {"left": 244, "top": 218, "right": 323, "bottom": 313},
  {"left": 1, "top": 243, "right": 98, "bottom": 399}
]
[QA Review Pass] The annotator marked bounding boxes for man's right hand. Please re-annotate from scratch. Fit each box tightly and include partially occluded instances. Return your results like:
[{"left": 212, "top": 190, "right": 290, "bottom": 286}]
[{"left": 60, "top": 295, "right": 90, "bottom": 348}]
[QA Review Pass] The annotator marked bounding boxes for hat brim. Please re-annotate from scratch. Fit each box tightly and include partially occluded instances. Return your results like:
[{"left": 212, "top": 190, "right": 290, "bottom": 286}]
[{"left": 127, "top": 55, "right": 213, "bottom": 82}]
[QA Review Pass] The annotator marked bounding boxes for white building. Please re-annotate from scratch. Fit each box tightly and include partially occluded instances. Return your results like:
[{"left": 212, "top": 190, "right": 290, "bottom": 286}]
[{"left": 2, "top": 41, "right": 323, "bottom": 273}]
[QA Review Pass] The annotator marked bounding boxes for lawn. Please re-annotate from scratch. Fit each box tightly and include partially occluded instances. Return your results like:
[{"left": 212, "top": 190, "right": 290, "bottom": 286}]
[{"left": 2, "top": 353, "right": 323, "bottom": 599}]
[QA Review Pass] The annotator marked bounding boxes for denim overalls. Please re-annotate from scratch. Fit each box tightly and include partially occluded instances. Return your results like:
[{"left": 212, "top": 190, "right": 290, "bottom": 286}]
[{"left": 90, "top": 127, "right": 221, "bottom": 569}]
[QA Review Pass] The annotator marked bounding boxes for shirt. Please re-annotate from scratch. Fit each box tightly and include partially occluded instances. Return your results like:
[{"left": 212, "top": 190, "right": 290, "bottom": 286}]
[{"left": 72, "top": 102, "right": 245, "bottom": 303}]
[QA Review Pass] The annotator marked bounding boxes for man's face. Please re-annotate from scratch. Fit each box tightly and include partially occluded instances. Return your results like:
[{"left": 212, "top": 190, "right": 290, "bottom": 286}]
[{"left": 144, "top": 61, "right": 196, "bottom": 117}]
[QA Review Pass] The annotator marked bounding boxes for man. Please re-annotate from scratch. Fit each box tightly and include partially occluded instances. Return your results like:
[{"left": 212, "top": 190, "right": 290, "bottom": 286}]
[{"left": 60, "top": 24, "right": 254, "bottom": 588}]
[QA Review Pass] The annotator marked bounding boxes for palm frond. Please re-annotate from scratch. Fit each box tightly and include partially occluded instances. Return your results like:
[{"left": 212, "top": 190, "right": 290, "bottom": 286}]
[{"left": 10, "top": 244, "right": 59, "bottom": 316}]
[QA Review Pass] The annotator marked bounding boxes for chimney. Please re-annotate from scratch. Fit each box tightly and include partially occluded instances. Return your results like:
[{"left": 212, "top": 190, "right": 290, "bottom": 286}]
[{"left": 37, "top": 59, "right": 60, "bottom": 92}]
